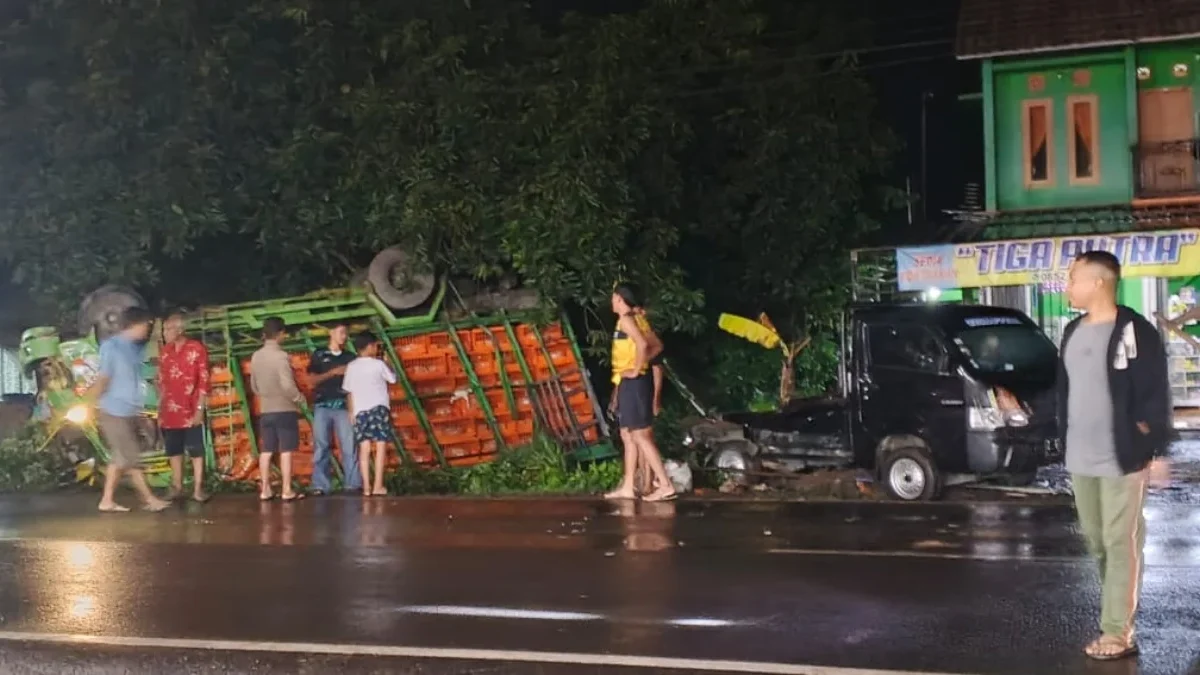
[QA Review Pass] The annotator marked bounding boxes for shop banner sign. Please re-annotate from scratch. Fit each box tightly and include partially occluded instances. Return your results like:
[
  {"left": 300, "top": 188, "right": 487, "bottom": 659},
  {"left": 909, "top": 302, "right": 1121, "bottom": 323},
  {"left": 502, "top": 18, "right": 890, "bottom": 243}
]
[{"left": 896, "top": 230, "right": 1200, "bottom": 292}]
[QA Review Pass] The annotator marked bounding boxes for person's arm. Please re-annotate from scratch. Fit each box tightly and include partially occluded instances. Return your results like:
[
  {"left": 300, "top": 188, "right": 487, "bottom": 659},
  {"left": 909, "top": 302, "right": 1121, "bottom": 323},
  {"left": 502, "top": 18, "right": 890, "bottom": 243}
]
[
  {"left": 643, "top": 328, "right": 664, "bottom": 363},
  {"left": 306, "top": 351, "right": 346, "bottom": 385},
  {"left": 85, "top": 343, "right": 115, "bottom": 405},
  {"left": 276, "top": 353, "right": 305, "bottom": 405},
  {"left": 342, "top": 366, "right": 357, "bottom": 416},
  {"left": 311, "top": 366, "right": 347, "bottom": 385},
  {"left": 617, "top": 314, "right": 651, "bottom": 377},
  {"left": 652, "top": 364, "right": 664, "bottom": 415},
  {"left": 380, "top": 360, "right": 396, "bottom": 385},
  {"left": 1133, "top": 319, "right": 1171, "bottom": 457}
]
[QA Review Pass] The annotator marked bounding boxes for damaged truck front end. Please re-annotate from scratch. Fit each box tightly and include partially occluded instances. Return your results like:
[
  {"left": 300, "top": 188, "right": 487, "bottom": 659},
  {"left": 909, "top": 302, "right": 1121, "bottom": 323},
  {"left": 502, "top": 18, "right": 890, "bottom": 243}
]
[{"left": 686, "top": 304, "right": 1061, "bottom": 501}]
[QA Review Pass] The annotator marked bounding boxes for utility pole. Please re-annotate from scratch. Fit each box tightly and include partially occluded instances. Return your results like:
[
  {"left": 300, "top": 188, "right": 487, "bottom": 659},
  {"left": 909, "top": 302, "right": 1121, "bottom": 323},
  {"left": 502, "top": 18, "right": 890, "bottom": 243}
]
[{"left": 921, "top": 90, "right": 933, "bottom": 225}]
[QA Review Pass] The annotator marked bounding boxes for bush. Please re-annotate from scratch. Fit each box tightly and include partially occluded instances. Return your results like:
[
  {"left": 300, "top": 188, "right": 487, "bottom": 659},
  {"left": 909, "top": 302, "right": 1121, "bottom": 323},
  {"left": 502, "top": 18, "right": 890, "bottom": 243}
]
[
  {"left": 384, "top": 434, "right": 623, "bottom": 496},
  {"left": 0, "top": 425, "right": 65, "bottom": 492}
]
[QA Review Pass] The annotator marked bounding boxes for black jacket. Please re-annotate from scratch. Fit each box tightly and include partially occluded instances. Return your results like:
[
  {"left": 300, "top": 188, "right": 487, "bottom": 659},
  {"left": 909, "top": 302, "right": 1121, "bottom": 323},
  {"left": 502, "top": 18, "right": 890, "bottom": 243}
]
[{"left": 1057, "top": 305, "right": 1172, "bottom": 475}]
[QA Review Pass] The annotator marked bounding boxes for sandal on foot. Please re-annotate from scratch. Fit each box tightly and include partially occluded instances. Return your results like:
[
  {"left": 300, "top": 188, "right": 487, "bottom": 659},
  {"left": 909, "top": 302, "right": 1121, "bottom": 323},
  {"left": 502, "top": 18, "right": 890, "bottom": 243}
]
[
  {"left": 191, "top": 493, "right": 211, "bottom": 504},
  {"left": 259, "top": 492, "right": 275, "bottom": 502},
  {"left": 143, "top": 501, "right": 171, "bottom": 513},
  {"left": 1084, "top": 635, "right": 1139, "bottom": 661},
  {"left": 644, "top": 489, "right": 678, "bottom": 503},
  {"left": 98, "top": 503, "right": 131, "bottom": 513},
  {"left": 603, "top": 489, "right": 637, "bottom": 501},
  {"left": 281, "top": 493, "right": 305, "bottom": 502},
  {"left": 371, "top": 489, "right": 389, "bottom": 497}
]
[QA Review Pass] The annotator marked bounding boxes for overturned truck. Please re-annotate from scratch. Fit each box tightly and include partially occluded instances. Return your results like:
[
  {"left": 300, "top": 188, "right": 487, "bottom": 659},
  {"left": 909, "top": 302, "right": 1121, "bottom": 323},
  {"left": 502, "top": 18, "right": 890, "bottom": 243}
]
[{"left": 19, "top": 248, "right": 612, "bottom": 488}]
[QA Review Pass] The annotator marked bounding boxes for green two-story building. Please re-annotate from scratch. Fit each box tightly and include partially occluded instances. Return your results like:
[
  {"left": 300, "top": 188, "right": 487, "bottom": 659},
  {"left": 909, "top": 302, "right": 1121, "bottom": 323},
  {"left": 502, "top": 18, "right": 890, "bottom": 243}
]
[{"left": 882, "top": 0, "right": 1200, "bottom": 418}]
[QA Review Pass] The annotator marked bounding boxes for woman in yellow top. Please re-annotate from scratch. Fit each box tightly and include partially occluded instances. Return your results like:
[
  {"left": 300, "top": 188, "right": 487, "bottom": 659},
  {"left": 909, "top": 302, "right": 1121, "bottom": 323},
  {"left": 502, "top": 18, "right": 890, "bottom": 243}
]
[{"left": 604, "top": 284, "right": 675, "bottom": 502}]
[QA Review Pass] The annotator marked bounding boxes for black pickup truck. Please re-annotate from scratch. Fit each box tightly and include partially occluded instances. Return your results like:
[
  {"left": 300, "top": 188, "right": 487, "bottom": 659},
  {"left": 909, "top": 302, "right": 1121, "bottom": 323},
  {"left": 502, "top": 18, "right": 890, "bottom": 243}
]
[{"left": 683, "top": 303, "right": 1063, "bottom": 500}]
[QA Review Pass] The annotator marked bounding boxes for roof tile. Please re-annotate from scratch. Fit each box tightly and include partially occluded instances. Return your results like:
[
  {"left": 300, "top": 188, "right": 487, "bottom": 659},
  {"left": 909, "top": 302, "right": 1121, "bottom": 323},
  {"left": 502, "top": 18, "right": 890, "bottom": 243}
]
[{"left": 957, "top": 0, "right": 1200, "bottom": 59}]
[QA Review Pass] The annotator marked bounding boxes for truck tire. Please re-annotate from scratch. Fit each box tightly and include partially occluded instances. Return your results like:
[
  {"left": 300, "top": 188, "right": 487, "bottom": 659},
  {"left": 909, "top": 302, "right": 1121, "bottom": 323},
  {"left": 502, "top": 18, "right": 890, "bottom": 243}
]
[
  {"left": 79, "top": 285, "right": 146, "bottom": 341},
  {"left": 367, "top": 247, "right": 436, "bottom": 310},
  {"left": 881, "top": 447, "right": 941, "bottom": 501}
]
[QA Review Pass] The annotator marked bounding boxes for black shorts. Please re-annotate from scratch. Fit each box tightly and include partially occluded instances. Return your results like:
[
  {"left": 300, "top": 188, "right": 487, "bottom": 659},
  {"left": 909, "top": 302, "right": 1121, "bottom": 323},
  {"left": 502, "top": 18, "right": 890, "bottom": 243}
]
[
  {"left": 616, "top": 373, "right": 654, "bottom": 431},
  {"left": 259, "top": 412, "right": 299, "bottom": 454},
  {"left": 162, "top": 425, "right": 205, "bottom": 458}
]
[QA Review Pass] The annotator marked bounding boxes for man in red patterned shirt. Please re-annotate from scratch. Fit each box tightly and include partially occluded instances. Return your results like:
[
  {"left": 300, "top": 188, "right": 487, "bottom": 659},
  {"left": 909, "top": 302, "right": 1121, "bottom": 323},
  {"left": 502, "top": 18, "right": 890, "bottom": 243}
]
[{"left": 158, "top": 312, "right": 211, "bottom": 502}]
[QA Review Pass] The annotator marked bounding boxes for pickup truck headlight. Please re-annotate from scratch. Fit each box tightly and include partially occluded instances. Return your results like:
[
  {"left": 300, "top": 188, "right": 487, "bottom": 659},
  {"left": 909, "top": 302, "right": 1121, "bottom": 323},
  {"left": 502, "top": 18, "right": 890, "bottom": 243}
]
[{"left": 968, "top": 385, "right": 1029, "bottom": 430}]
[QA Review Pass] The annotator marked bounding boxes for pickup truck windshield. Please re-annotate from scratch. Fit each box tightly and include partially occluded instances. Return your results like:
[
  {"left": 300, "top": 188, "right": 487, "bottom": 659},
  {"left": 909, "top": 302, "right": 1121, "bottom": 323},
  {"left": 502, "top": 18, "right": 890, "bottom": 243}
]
[{"left": 952, "top": 320, "right": 1058, "bottom": 374}]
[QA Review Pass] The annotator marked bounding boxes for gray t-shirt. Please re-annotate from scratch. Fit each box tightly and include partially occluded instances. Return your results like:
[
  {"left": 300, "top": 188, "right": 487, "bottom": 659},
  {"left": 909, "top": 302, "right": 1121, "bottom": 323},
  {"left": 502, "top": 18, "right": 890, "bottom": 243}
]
[{"left": 1064, "top": 321, "right": 1120, "bottom": 477}]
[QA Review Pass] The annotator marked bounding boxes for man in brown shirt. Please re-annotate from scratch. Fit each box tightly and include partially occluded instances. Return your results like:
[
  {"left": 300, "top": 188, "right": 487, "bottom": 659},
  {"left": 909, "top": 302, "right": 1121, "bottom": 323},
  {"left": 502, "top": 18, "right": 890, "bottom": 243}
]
[{"left": 249, "top": 317, "right": 305, "bottom": 501}]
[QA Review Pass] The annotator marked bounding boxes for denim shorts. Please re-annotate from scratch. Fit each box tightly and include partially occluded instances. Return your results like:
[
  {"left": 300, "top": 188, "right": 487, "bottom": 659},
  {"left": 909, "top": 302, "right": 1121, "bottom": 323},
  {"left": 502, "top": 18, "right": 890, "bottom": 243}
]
[{"left": 259, "top": 411, "right": 299, "bottom": 453}]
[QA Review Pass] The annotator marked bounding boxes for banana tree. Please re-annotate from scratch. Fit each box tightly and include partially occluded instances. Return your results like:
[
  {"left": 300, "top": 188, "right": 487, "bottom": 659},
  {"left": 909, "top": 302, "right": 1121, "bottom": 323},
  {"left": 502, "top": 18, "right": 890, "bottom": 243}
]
[{"left": 717, "top": 313, "right": 810, "bottom": 407}]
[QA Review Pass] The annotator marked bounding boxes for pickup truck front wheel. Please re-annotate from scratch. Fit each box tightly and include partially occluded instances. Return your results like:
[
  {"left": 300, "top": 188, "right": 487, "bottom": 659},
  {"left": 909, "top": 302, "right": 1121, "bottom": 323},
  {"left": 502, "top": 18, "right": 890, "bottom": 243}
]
[{"left": 881, "top": 447, "right": 941, "bottom": 501}]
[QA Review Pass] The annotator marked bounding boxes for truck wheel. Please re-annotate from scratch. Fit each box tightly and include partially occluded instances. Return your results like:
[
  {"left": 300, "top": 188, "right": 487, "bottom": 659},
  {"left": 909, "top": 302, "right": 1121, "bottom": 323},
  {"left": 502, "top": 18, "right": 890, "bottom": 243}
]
[
  {"left": 367, "top": 247, "right": 436, "bottom": 310},
  {"left": 882, "top": 447, "right": 941, "bottom": 501},
  {"left": 78, "top": 285, "right": 146, "bottom": 341}
]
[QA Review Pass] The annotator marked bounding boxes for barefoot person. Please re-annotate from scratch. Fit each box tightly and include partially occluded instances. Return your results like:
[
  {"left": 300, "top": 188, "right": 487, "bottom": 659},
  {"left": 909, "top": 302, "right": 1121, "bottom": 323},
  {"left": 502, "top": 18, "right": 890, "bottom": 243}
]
[
  {"left": 307, "top": 323, "right": 359, "bottom": 495},
  {"left": 604, "top": 284, "right": 674, "bottom": 502},
  {"left": 1062, "top": 250, "right": 1171, "bottom": 661},
  {"left": 90, "top": 306, "right": 171, "bottom": 513},
  {"left": 342, "top": 333, "right": 396, "bottom": 497},
  {"left": 249, "top": 317, "right": 305, "bottom": 502},
  {"left": 158, "top": 312, "right": 211, "bottom": 503}
]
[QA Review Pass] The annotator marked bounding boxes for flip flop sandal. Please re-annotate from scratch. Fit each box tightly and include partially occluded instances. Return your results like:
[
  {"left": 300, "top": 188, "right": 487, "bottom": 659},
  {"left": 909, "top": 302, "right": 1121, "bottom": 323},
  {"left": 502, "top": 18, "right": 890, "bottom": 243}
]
[
  {"left": 603, "top": 491, "right": 637, "bottom": 501},
  {"left": 191, "top": 494, "right": 211, "bottom": 504},
  {"left": 143, "top": 502, "right": 172, "bottom": 513},
  {"left": 281, "top": 493, "right": 306, "bottom": 502},
  {"left": 98, "top": 504, "right": 131, "bottom": 513},
  {"left": 259, "top": 493, "right": 275, "bottom": 502},
  {"left": 644, "top": 490, "right": 678, "bottom": 503},
  {"left": 1085, "top": 637, "right": 1139, "bottom": 661}
]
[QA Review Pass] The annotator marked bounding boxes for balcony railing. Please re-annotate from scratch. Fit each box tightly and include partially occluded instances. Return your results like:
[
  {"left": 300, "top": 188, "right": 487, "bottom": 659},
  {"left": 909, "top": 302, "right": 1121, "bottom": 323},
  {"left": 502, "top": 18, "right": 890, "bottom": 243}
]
[{"left": 1134, "top": 137, "right": 1200, "bottom": 199}]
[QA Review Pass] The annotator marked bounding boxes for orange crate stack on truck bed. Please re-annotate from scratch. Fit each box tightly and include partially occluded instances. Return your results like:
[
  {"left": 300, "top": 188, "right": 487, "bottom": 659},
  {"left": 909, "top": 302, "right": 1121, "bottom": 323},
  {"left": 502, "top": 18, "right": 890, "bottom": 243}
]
[{"left": 214, "top": 320, "right": 599, "bottom": 484}]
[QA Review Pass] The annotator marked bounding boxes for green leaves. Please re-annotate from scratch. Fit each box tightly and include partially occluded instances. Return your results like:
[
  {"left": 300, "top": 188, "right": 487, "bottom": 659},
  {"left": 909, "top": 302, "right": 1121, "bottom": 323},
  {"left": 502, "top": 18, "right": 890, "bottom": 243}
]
[{"left": 0, "top": 0, "right": 893, "bottom": 352}]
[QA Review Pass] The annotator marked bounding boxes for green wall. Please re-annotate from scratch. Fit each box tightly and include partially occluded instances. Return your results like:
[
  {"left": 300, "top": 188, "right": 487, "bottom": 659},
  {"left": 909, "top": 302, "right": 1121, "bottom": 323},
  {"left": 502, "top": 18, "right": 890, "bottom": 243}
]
[
  {"left": 1136, "top": 43, "right": 1200, "bottom": 91},
  {"left": 993, "top": 53, "right": 1131, "bottom": 210},
  {"left": 1135, "top": 42, "right": 1200, "bottom": 136}
]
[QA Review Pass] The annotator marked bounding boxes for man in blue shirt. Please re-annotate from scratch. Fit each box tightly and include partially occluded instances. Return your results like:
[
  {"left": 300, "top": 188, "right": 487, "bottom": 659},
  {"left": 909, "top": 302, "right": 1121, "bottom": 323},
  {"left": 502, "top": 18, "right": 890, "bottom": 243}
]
[{"left": 88, "top": 306, "right": 171, "bottom": 513}]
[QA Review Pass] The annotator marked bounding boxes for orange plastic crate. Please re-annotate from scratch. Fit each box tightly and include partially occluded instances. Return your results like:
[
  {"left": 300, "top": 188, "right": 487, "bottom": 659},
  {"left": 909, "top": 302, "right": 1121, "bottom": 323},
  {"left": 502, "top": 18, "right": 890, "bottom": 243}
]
[
  {"left": 210, "top": 411, "right": 245, "bottom": 430},
  {"left": 402, "top": 354, "right": 448, "bottom": 380},
  {"left": 207, "top": 386, "right": 237, "bottom": 407},
  {"left": 390, "top": 402, "right": 419, "bottom": 427},
  {"left": 427, "top": 333, "right": 454, "bottom": 356},
  {"left": 393, "top": 335, "right": 431, "bottom": 358},
  {"left": 422, "top": 395, "right": 463, "bottom": 420},
  {"left": 412, "top": 378, "right": 458, "bottom": 397},
  {"left": 432, "top": 420, "right": 479, "bottom": 444}
]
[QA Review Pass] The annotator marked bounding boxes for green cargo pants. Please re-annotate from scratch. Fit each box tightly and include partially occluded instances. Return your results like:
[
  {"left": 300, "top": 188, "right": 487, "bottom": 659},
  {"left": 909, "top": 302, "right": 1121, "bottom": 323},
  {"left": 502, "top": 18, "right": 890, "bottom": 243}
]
[{"left": 1072, "top": 470, "right": 1149, "bottom": 642}]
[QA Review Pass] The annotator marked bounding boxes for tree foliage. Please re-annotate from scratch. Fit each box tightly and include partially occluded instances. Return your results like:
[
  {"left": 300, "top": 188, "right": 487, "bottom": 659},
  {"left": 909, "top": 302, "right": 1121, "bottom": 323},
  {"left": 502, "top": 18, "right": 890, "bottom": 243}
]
[{"left": 0, "top": 0, "right": 894, "bottom": 342}]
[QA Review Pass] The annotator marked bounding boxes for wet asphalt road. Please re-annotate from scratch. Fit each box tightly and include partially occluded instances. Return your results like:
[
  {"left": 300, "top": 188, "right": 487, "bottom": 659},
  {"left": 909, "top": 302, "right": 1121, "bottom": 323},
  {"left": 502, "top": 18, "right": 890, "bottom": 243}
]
[{"left": 0, "top": 494, "right": 1197, "bottom": 675}]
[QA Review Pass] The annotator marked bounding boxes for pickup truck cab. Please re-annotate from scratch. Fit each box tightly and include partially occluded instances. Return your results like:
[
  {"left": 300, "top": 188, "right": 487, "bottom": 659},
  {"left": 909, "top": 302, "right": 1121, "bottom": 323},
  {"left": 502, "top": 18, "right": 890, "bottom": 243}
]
[{"left": 687, "top": 303, "right": 1062, "bottom": 500}]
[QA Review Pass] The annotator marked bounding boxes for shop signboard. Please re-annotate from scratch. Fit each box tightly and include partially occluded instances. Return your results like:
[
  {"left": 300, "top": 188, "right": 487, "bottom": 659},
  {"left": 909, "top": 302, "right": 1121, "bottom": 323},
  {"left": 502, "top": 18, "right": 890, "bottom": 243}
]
[{"left": 896, "top": 230, "right": 1200, "bottom": 292}]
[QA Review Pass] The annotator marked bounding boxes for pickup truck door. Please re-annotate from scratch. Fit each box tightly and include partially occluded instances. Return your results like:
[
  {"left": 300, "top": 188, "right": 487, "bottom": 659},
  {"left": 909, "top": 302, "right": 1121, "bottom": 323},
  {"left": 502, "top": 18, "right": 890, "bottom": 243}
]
[{"left": 853, "top": 321, "right": 967, "bottom": 471}]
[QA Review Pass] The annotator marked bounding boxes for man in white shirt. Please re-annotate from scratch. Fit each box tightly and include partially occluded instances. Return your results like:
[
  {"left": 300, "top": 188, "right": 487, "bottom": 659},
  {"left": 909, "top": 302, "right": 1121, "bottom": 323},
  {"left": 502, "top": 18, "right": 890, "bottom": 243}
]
[{"left": 342, "top": 332, "right": 396, "bottom": 497}]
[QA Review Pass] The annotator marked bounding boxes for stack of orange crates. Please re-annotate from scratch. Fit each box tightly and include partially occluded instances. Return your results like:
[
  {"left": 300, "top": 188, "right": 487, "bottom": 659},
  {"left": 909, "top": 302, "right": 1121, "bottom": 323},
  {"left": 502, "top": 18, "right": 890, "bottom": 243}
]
[{"left": 206, "top": 320, "right": 600, "bottom": 485}]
